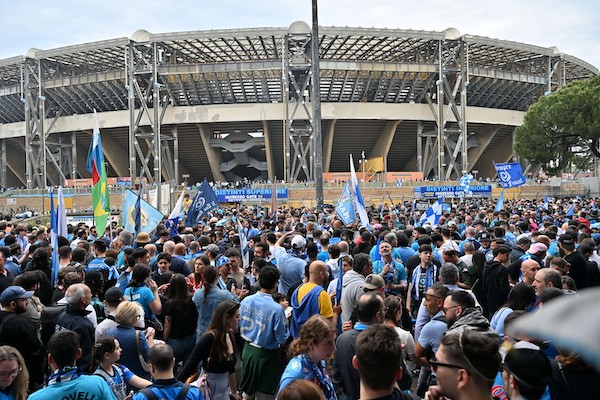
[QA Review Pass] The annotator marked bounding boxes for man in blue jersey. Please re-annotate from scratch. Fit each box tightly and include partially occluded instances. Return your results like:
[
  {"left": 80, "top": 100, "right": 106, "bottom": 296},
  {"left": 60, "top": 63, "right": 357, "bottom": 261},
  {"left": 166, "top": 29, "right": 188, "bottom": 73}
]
[
  {"left": 29, "top": 330, "right": 116, "bottom": 400},
  {"left": 133, "top": 344, "right": 202, "bottom": 400},
  {"left": 273, "top": 232, "right": 307, "bottom": 295},
  {"left": 86, "top": 239, "right": 115, "bottom": 281},
  {"left": 239, "top": 265, "right": 289, "bottom": 400}
]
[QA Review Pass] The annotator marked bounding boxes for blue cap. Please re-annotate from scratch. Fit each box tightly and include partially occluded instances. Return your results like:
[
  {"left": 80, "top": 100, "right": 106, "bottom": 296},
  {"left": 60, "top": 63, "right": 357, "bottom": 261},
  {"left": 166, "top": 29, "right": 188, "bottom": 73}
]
[{"left": 0, "top": 286, "right": 34, "bottom": 306}]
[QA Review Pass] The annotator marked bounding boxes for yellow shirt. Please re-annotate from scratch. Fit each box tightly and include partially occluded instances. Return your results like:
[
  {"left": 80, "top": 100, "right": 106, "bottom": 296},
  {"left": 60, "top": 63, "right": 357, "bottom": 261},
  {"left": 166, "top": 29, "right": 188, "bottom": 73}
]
[{"left": 295, "top": 282, "right": 334, "bottom": 319}]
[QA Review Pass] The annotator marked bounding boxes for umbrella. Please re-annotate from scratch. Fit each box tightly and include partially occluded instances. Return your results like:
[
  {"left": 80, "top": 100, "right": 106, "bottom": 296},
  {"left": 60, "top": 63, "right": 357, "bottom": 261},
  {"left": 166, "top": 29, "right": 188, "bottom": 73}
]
[{"left": 508, "top": 288, "right": 600, "bottom": 372}]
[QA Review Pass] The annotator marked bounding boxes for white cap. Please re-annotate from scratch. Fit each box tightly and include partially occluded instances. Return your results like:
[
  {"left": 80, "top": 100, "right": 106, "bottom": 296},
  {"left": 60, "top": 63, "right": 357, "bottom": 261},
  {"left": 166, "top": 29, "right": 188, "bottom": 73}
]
[{"left": 291, "top": 235, "right": 306, "bottom": 249}]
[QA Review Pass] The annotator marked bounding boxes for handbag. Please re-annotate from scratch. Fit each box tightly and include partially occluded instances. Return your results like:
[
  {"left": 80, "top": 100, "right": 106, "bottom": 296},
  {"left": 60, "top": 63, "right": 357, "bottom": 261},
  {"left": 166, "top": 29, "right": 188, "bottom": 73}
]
[
  {"left": 185, "top": 332, "right": 217, "bottom": 399},
  {"left": 135, "top": 330, "right": 151, "bottom": 372},
  {"left": 186, "top": 371, "right": 211, "bottom": 400}
]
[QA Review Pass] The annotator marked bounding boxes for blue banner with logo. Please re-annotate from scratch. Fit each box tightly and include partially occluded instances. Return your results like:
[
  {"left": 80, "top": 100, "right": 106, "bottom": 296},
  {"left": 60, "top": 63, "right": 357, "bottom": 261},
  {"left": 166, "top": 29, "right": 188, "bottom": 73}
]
[
  {"left": 335, "top": 181, "right": 356, "bottom": 225},
  {"left": 414, "top": 185, "right": 492, "bottom": 199},
  {"left": 494, "top": 162, "right": 527, "bottom": 188},
  {"left": 186, "top": 178, "right": 219, "bottom": 226},
  {"left": 215, "top": 188, "right": 288, "bottom": 203}
]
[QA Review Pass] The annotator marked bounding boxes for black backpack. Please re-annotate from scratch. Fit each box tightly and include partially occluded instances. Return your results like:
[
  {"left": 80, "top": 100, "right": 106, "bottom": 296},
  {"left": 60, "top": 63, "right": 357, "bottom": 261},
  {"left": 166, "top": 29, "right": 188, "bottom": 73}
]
[{"left": 40, "top": 303, "right": 67, "bottom": 345}]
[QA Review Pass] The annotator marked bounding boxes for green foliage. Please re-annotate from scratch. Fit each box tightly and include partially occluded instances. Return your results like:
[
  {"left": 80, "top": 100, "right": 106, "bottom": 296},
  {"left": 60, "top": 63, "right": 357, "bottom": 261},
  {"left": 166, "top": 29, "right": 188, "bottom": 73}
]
[{"left": 514, "top": 75, "right": 600, "bottom": 175}]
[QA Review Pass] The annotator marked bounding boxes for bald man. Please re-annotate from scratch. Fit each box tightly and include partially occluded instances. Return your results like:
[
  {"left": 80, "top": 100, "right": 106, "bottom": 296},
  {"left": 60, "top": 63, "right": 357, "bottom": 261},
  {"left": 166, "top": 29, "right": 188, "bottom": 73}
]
[
  {"left": 520, "top": 259, "right": 540, "bottom": 285},
  {"left": 290, "top": 260, "right": 338, "bottom": 338},
  {"left": 151, "top": 241, "right": 192, "bottom": 277}
]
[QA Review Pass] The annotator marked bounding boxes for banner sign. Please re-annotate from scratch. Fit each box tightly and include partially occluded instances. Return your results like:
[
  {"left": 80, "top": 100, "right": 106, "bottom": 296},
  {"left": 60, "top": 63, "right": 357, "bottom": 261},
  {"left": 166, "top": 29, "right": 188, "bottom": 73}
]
[
  {"left": 494, "top": 162, "right": 527, "bottom": 188},
  {"left": 414, "top": 185, "right": 492, "bottom": 199},
  {"left": 215, "top": 188, "right": 288, "bottom": 203}
]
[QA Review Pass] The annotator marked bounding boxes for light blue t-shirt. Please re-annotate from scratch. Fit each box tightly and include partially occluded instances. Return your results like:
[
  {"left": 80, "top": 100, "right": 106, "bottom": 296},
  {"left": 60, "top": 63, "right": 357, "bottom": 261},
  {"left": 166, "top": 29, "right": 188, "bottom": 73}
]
[
  {"left": 240, "top": 291, "right": 289, "bottom": 349},
  {"left": 418, "top": 311, "right": 447, "bottom": 354},
  {"left": 124, "top": 285, "right": 156, "bottom": 319},
  {"left": 28, "top": 375, "right": 116, "bottom": 400}
]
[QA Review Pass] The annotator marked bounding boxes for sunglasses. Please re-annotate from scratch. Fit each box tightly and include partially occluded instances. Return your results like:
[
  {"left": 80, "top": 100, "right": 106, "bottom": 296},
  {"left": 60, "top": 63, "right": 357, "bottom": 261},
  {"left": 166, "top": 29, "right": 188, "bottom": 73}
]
[{"left": 429, "top": 358, "right": 470, "bottom": 374}]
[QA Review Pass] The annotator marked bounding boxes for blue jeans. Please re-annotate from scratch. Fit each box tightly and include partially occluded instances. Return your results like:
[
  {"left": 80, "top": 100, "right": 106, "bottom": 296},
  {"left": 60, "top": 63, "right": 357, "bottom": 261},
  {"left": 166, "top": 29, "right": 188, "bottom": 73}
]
[{"left": 168, "top": 334, "right": 196, "bottom": 365}]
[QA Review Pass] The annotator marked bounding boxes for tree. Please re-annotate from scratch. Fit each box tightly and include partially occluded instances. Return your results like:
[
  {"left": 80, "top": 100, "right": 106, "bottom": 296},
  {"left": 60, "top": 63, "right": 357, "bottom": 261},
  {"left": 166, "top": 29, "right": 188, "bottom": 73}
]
[{"left": 514, "top": 75, "right": 600, "bottom": 175}]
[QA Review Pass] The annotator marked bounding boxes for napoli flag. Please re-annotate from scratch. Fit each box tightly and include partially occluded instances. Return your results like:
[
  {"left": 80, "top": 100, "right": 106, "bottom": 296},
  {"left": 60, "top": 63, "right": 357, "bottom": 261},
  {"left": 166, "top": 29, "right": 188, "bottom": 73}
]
[
  {"left": 419, "top": 198, "right": 444, "bottom": 226},
  {"left": 186, "top": 178, "right": 219, "bottom": 227},
  {"left": 335, "top": 181, "right": 356, "bottom": 225},
  {"left": 494, "top": 162, "right": 526, "bottom": 188}
]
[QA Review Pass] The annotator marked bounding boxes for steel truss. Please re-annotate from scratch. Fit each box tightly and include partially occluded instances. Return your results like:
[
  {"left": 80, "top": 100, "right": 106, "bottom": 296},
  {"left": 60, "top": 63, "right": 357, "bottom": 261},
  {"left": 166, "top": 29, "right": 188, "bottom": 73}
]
[
  {"left": 283, "top": 26, "right": 317, "bottom": 182},
  {"left": 127, "top": 40, "right": 179, "bottom": 207},
  {"left": 418, "top": 39, "right": 571, "bottom": 180},
  {"left": 23, "top": 58, "right": 78, "bottom": 188}
]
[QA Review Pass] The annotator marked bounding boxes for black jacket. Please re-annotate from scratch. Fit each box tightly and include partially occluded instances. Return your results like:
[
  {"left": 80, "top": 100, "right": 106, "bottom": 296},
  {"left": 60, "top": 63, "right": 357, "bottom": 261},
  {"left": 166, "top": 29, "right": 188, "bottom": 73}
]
[
  {"left": 481, "top": 260, "right": 510, "bottom": 319},
  {"left": 56, "top": 305, "right": 95, "bottom": 373},
  {"left": 0, "top": 311, "right": 43, "bottom": 385}
]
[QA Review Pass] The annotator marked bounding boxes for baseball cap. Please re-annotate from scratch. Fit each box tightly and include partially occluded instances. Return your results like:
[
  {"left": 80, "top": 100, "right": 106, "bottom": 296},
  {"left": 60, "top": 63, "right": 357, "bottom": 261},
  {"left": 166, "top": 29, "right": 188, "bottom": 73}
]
[
  {"left": 503, "top": 346, "right": 552, "bottom": 388},
  {"left": 362, "top": 274, "right": 385, "bottom": 290},
  {"left": 291, "top": 235, "right": 306, "bottom": 249},
  {"left": 558, "top": 234, "right": 576, "bottom": 247},
  {"left": 206, "top": 244, "right": 220, "bottom": 255},
  {"left": 527, "top": 242, "right": 548, "bottom": 254},
  {"left": 0, "top": 286, "right": 34, "bottom": 306},
  {"left": 104, "top": 287, "right": 124, "bottom": 304}
]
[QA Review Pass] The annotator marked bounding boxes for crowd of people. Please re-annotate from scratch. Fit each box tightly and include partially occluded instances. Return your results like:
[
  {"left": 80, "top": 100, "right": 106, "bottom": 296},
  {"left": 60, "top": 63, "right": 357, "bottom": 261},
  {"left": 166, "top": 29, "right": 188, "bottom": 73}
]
[{"left": 0, "top": 195, "right": 597, "bottom": 399}]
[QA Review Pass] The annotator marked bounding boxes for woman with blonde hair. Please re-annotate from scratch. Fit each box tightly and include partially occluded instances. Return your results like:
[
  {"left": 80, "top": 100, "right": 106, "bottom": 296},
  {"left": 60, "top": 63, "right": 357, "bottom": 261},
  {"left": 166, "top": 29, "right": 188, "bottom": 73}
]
[
  {"left": 278, "top": 315, "right": 337, "bottom": 400},
  {"left": 0, "top": 345, "right": 29, "bottom": 400},
  {"left": 107, "top": 301, "right": 155, "bottom": 381}
]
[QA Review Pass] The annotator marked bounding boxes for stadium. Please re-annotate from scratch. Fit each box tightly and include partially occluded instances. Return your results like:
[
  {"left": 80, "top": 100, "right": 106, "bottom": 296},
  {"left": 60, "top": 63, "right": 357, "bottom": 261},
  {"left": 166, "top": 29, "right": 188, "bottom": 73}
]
[{"left": 0, "top": 22, "right": 597, "bottom": 190}]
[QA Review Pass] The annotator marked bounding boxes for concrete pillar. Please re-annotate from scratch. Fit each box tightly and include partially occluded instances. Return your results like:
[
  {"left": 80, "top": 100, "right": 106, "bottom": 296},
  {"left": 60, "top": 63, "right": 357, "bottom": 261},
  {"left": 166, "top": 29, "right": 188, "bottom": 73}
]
[
  {"left": 262, "top": 120, "right": 275, "bottom": 181},
  {"left": 323, "top": 119, "right": 336, "bottom": 172},
  {"left": 370, "top": 120, "right": 401, "bottom": 158},
  {"left": 197, "top": 123, "right": 226, "bottom": 181}
]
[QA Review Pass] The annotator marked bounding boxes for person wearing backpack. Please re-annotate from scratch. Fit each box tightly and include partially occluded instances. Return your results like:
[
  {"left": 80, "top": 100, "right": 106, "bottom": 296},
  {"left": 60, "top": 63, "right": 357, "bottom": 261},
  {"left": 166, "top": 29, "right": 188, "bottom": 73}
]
[
  {"left": 93, "top": 335, "right": 152, "bottom": 400},
  {"left": 132, "top": 344, "right": 202, "bottom": 400}
]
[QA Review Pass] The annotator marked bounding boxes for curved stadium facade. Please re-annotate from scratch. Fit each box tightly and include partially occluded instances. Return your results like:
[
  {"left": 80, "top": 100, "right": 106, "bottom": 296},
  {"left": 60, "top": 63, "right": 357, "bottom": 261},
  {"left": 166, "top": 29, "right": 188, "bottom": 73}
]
[{"left": 0, "top": 23, "right": 597, "bottom": 188}]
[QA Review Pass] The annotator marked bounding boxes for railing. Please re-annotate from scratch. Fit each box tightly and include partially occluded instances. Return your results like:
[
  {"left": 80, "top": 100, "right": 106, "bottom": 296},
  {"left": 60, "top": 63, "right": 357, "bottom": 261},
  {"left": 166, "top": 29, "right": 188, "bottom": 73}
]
[{"left": 0, "top": 178, "right": 591, "bottom": 197}]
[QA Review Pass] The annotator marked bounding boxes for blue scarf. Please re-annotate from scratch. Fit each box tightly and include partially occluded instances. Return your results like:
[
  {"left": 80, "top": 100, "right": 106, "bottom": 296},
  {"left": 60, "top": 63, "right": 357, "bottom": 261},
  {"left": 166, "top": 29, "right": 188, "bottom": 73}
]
[
  {"left": 287, "top": 248, "right": 309, "bottom": 261},
  {"left": 411, "top": 264, "right": 437, "bottom": 302},
  {"left": 48, "top": 366, "right": 82, "bottom": 386},
  {"left": 300, "top": 354, "right": 337, "bottom": 400}
]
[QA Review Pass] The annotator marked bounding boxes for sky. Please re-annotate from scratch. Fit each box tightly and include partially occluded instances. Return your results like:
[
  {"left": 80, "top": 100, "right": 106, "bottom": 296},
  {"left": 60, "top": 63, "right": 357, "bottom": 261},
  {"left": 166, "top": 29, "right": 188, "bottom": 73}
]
[{"left": 1, "top": 0, "right": 598, "bottom": 69}]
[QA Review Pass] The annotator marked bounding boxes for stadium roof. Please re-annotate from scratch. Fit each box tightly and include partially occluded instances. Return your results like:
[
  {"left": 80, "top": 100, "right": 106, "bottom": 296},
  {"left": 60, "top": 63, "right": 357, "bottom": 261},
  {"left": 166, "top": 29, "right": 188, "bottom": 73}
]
[{"left": 0, "top": 25, "right": 596, "bottom": 124}]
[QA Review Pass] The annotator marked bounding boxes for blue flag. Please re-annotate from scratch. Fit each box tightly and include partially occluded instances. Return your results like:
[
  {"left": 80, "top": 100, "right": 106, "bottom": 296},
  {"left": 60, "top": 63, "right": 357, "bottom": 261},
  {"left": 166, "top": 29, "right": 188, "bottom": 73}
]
[
  {"left": 419, "top": 198, "right": 444, "bottom": 226},
  {"left": 495, "top": 189, "right": 505, "bottom": 212},
  {"left": 49, "top": 188, "right": 60, "bottom": 286},
  {"left": 134, "top": 186, "right": 142, "bottom": 235},
  {"left": 566, "top": 204, "right": 574, "bottom": 217},
  {"left": 186, "top": 178, "right": 219, "bottom": 227},
  {"left": 122, "top": 189, "right": 164, "bottom": 234},
  {"left": 335, "top": 258, "right": 343, "bottom": 306},
  {"left": 543, "top": 196, "right": 549, "bottom": 210},
  {"left": 373, "top": 236, "right": 382, "bottom": 262},
  {"left": 494, "top": 162, "right": 526, "bottom": 188},
  {"left": 350, "top": 154, "right": 370, "bottom": 229},
  {"left": 335, "top": 181, "right": 356, "bottom": 225},
  {"left": 166, "top": 191, "right": 186, "bottom": 238}
]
